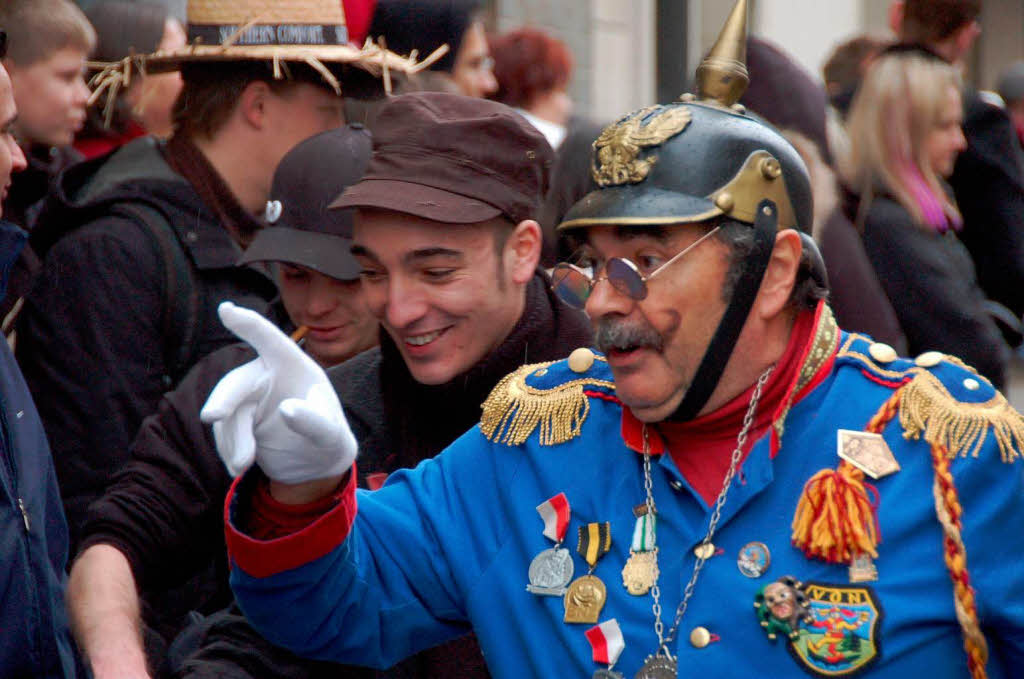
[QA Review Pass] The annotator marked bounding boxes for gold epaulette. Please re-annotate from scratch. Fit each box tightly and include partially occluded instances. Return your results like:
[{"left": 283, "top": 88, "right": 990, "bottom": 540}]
[
  {"left": 480, "top": 357, "right": 615, "bottom": 447},
  {"left": 897, "top": 368, "right": 1024, "bottom": 463}
]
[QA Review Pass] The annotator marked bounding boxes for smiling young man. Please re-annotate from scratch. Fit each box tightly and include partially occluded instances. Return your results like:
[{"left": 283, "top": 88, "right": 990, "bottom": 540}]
[{"left": 206, "top": 3, "right": 1024, "bottom": 677}]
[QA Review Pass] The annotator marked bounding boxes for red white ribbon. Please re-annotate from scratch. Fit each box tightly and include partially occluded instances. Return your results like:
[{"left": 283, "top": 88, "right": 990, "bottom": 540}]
[
  {"left": 585, "top": 618, "right": 625, "bottom": 666},
  {"left": 536, "top": 493, "right": 570, "bottom": 543}
]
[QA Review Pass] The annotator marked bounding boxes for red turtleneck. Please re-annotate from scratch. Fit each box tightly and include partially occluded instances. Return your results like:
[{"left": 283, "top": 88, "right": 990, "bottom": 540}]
[{"left": 622, "top": 310, "right": 818, "bottom": 506}]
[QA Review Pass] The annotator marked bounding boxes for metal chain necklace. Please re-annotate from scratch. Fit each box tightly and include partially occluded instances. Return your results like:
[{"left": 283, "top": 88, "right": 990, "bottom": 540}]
[{"left": 636, "top": 366, "right": 774, "bottom": 677}]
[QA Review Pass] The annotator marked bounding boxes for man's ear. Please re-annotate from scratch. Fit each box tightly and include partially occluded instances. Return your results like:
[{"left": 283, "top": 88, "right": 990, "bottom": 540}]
[
  {"left": 888, "top": 0, "right": 904, "bottom": 36},
  {"left": 238, "top": 80, "right": 272, "bottom": 131},
  {"left": 504, "top": 219, "right": 542, "bottom": 285},
  {"left": 754, "top": 229, "right": 801, "bottom": 320}
]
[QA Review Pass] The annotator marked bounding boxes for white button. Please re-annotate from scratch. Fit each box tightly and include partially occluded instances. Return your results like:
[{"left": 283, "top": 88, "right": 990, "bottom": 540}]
[
  {"left": 568, "top": 347, "right": 595, "bottom": 373},
  {"left": 670, "top": 480, "right": 684, "bottom": 491},
  {"left": 868, "top": 343, "right": 898, "bottom": 363},
  {"left": 690, "top": 626, "right": 712, "bottom": 648},
  {"left": 915, "top": 351, "right": 943, "bottom": 368},
  {"left": 15, "top": 411, "right": 23, "bottom": 419},
  {"left": 693, "top": 543, "right": 715, "bottom": 560},
  {"left": 964, "top": 378, "right": 980, "bottom": 391}
]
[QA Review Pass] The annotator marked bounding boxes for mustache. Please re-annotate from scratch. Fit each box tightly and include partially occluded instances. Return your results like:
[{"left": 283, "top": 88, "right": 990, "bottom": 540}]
[{"left": 594, "top": 316, "right": 664, "bottom": 354}]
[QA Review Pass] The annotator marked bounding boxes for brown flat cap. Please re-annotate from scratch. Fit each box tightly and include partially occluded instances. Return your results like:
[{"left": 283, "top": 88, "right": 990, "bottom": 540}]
[{"left": 331, "top": 92, "right": 553, "bottom": 225}]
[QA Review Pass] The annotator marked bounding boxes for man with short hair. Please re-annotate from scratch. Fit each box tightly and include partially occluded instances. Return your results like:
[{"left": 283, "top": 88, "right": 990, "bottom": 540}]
[
  {"left": 997, "top": 61, "right": 1024, "bottom": 146},
  {"left": 890, "top": 0, "right": 1024, "bottom": 331},
  {"left": 0, "top": 0, "right": 93, "bottom": 228},
  {"left": 0, "top": 27, "right": 82, "bottom": 679},
  {"left": 206, "top": 3, "right": 1024, "bottom": 676},
  {"left": 15, "top": 0, "right": 412, "bottom": 552}
]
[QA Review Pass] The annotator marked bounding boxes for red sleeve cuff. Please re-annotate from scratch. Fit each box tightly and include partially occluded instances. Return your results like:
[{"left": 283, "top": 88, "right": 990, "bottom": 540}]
[{"left": 224, "top": 468, "right": 358, "bottom": 578}]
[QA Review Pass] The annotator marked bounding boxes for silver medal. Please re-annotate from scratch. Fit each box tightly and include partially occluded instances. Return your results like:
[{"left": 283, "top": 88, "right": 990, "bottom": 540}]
[
  {"left": 526, "top": 547, "right": 574, "bottom": 596},
  {"left": 634, "top": 656, "right": 677, "bottom": 679}
]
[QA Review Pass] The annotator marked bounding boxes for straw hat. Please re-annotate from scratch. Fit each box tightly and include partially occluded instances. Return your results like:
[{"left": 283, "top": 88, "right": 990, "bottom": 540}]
[{"left": 88, "top": 0, "right": 447, "bottom": 114}]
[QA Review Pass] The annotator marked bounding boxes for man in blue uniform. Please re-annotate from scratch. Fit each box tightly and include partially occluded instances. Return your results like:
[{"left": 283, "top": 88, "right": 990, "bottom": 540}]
[{"left": 203, "top": 1, "right": 1024, "bottom": 676}]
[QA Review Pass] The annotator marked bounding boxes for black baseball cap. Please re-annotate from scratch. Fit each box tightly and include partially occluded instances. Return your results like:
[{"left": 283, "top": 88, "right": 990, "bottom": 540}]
[{"left": 240, "top": 124, "right": 371, "bottom": 280}]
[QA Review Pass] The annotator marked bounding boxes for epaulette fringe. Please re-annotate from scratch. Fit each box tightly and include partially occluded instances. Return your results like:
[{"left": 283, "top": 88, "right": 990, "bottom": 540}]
[
  {"left": 480, "top": 362, "right": 615, "bottom": 447},
  {"left": 898, "top": 370, "right": 1024, "bottom": 463}
]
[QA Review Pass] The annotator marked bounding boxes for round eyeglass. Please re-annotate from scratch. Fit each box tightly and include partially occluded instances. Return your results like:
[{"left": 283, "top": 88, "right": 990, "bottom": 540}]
[{"left": 551, "top": 226, "right": 721, "bottom": 309}]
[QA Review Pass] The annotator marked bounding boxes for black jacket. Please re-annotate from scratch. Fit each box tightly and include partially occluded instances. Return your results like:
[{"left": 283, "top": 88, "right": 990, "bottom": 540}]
[
  {"left": 79, "top": 273, "right": 592, "bottom": 679},
  {"left": 0, "top": 221, "right": 81, "bottom": 678},
  {"left": 16, "top": 137, "right": 277, "bottom": 552},
  {"left": 950, "top": 91, "right": 1024, "bottom": 320},
  {"left": 857, "top": 193, "right": 1009, "bottom": 387}
]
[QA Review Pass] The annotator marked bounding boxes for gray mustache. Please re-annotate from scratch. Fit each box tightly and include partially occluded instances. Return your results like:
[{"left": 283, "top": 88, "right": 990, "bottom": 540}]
[{"left": 594, "top": 317, "right": 664, "bottom": 354}]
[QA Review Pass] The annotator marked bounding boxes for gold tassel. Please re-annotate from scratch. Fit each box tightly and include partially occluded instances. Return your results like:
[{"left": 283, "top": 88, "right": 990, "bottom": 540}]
[
  {"left": 898, "top": 370, "right": 1024, "bottom": 463},
  {"left": 480, "top": 363, "right": 614, "bottom": 447},
  {"left": 791, "top": 461, "right": 880, "bottom": 564}
]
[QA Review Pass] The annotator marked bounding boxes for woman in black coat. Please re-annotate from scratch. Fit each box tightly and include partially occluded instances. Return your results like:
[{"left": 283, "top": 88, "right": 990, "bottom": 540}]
[{"left": 839, "top": 49, "right": 1010, "bottom": 387}]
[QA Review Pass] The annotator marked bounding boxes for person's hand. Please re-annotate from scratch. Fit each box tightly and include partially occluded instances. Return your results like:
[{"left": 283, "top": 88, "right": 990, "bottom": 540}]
[{"left": 201, "top": 302, "right": 357, "bottom": 484}]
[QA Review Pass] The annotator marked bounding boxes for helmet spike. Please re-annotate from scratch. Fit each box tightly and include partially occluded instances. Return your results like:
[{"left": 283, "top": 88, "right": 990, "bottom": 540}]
[{"left": 695, "top": 0, "right": 749, "bottom": 107}]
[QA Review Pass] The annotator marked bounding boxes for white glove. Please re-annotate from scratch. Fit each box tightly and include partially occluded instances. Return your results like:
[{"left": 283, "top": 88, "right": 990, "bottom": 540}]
[{"left": 200, "top": 302, "right": 357, "bottom": 484}]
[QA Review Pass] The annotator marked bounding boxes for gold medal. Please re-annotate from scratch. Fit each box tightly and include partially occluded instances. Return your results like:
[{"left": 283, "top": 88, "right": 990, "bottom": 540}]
[
  {"left": 564, "top": 574, "right": 607, "bottom": 623},
  {"left": 566, "top": 522, "right": 612, "bottom": 623},
  {"left": 621, "top": 548, "right": 659, "bottom": 596}
]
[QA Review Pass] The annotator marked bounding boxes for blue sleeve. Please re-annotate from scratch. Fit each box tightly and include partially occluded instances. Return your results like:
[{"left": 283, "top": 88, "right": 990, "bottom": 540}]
[{"left": 229, "top": 426, "right": 522, "bottom": 669}]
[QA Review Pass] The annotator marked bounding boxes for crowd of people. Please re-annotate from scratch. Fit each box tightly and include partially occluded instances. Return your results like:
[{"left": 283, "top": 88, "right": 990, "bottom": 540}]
[{"left": 0, "top": 0, "right": 1023, "bottom": 678}]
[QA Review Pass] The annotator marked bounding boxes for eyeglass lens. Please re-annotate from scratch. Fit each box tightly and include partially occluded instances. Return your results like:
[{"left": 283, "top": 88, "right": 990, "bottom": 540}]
[{"left": 552, "top": 258, "right": 649, "bottom": 309}]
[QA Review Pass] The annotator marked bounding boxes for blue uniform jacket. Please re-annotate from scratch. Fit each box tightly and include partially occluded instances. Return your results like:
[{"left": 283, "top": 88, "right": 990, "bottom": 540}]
[
  {"left": 227, "top": 306, "right": 1024, "bottom": 678},
  {"left": 0, "top": 221, "right": 79, "bottom": 678}
]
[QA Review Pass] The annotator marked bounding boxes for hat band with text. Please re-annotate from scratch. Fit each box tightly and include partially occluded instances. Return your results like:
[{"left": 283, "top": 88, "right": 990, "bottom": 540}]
[{"left": 188, "top": 23, "right": 349, "bottom": 47}]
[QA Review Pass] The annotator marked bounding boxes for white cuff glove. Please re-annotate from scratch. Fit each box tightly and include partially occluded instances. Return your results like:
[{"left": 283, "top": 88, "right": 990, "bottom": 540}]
[{"left": 200, "top": 302, "right": 357, "bottom": 484}]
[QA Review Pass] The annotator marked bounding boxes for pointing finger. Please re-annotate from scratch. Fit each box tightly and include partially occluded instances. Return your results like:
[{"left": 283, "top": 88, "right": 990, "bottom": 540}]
[{"left": 217, "top": 302, "right": 317, "bottom": 371}]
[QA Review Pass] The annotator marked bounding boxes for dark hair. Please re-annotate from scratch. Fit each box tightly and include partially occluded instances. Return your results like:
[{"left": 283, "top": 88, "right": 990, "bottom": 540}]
[
  {"left": 81, "top": 1, "right": 169, "bottom": 137},
  {"left": 901, "top": 0, "right": 982, "bottom": 44},
  {"left": 172, "top": 62, "right": 336, "bottom": 139},
  {"left": 714, "top": 219, "right": 827, "bottom": 311},
  {"left": 368, "top": 0, "right": 483, "bottom": 73},
  {"left": 823, "top": 35, "right": 889, "bottom": 94},
  {"left": 489, "top": 28, "right": 573, "bottom": 109}
]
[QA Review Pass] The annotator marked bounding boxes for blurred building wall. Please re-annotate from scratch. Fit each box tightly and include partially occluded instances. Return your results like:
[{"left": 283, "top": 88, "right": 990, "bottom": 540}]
[{"left": 493, "top": 0, "right": 656, "bottom": 124}]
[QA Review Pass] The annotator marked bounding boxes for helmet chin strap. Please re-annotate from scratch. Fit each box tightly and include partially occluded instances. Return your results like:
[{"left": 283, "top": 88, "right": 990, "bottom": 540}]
[{"left": 666, "top": 200, "right": 778, "bottom": 422}]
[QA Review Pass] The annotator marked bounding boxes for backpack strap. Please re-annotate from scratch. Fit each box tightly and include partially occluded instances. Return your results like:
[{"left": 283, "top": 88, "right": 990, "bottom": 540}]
[{"left": 114, "top": 202, "right": 202, "bottom": 389}]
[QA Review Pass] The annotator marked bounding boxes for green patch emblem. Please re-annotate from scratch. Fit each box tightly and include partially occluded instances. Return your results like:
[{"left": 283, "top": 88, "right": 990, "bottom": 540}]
[{"left": 789, "top": 583, "right": 882, "bottom": 676}]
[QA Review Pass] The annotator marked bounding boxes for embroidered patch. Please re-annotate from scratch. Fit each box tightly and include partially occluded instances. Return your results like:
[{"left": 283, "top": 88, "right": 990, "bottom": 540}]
[{"left": 788, "top": 582, "right": 883, "bottom": 677}]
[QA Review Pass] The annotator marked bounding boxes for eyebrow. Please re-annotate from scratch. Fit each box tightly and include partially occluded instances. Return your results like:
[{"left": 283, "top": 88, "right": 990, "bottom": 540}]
[
  {"left": 349, "top": 245, "right": 464, "bottom": 265},
  {"left": 612, "top": 225, "right": 671, "bottom": 242}
]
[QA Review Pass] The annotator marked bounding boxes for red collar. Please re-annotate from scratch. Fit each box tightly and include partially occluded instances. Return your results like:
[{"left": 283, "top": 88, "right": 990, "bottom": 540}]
[{"left": 620, "top": 301, "right": 839, "bottom": 458}]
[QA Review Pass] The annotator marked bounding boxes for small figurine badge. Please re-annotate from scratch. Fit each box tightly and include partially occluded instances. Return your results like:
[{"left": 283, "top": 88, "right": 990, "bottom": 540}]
[
  {"left": 585, "top": 618, "right": 625, "bottom": 679},
  {"left": 527, "top": 493, "right": 574, "bottom": 596},
  {"left": 754, "top": 576, "right": 812, "bottom": 641}
]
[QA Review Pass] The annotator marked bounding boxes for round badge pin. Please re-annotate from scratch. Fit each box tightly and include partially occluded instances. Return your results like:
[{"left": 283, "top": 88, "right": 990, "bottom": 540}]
[{"left": 737, "top": 541, "right": 771, "bottom": 578}]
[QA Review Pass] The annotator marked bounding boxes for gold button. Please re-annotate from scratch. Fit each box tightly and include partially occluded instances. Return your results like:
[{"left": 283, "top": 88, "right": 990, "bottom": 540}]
[
  {"left": 694, "top": 543, "right": 715, "bottom": 560},
  {"left": 714, "top": 192, "right": 735, "bottom": 212},
  {"left": 568, "top": 347, "right": 595, "bottom": 373},
  {"left": 690, "top": 626, "right": 712, "bottom": 648},
  {"left": 964, "top": 378, "right": 980, "bottom": 391},
  {"left": 868, "top": 343, "right": 898, "bottom": 363},
  {"left": 915, "top": 351, "right": 943, "bottom": 368}
]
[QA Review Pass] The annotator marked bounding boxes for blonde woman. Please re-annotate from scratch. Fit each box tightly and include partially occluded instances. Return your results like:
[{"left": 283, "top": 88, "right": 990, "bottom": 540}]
[{"left": 840, "top": 48, "right": 1010, "bottom": 386}]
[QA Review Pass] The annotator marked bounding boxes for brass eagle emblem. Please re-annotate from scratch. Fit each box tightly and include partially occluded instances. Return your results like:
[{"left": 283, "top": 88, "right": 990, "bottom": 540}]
[{"left": 591, "top": 105, "right": 692, "bottom": 187}]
